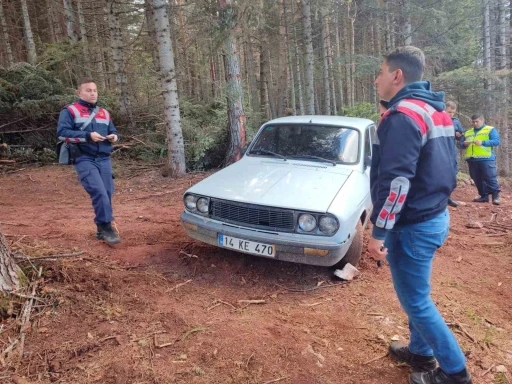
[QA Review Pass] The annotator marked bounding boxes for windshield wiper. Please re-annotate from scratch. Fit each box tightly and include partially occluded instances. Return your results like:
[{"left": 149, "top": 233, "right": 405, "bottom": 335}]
[
  {"left": 288, "top": 154, "right": 337, "bottom": 166},
  {"left": 250, "top": 149, "right": 287, "bottom": 161}
]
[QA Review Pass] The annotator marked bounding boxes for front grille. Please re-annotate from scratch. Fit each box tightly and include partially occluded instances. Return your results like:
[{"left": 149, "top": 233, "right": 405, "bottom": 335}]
[{"left": 210, "top": 199, "right": 295, "bottom": 232}]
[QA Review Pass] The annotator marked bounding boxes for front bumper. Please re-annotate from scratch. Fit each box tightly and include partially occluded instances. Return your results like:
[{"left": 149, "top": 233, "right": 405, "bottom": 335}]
[{"left": 180, "top": 211, "right": 354, "bottom": 267}]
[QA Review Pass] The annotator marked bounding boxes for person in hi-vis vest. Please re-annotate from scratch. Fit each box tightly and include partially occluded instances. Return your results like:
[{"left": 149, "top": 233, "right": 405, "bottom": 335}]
[{"left": 460, "top": 113, "right": 501, "bottom": 205}]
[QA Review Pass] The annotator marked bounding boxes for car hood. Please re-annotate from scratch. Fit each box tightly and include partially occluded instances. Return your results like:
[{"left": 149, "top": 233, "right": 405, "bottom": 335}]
[{"left": 187, "top": 159, "right": 353, "bottom": 212}]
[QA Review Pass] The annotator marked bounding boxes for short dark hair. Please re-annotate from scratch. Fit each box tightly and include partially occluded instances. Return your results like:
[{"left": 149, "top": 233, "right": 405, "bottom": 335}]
[
  {"left": 384, "top": 46, "right": 425, "bottom": 84},
  {"left": 471, "top": 113, "right": 484, "bottom": 120},
  {"left": 79, "top": 78, "right": 96, "bottom": 87},
  {"left": 445, "top": 101, "right": 457, "bottom": 109}
]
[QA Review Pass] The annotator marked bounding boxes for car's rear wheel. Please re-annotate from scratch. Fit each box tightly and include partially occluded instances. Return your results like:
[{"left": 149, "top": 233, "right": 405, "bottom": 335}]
[{"left": 335, "top": 221, "right": 363, "bottom": 268}]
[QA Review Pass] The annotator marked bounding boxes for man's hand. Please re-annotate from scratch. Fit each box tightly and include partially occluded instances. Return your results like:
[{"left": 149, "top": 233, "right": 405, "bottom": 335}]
[
  {"left": 455, "top": 132, "right": 462, "bottom": 138},
  {"left": 90, "top": 132, "right": 105, "bottom": 142},
  {"left": 474, "top": 140, "right": 482, "bottom": 146},
  {"left": 106, "top": 134, "right": 118, "bottom": 143},
  {"left": 463, "top": 140, "right": 471, "bottom": 147},
  {"left": 368, "top": 237, "right": 387, "bottom": 261}
]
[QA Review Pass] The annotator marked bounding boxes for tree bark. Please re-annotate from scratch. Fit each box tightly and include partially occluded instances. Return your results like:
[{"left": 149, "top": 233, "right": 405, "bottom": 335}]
[
  {"left": 152, "top": 0, "right": 186, "bottom": 177},
  {"left": 20, "top": 0, "right": 37, "bottom": 65},
  {"left": 63, "top": 0, "right": 78, "bottom": 42},
  {"left": 334, "top": 12, "right": 344, "bottom": 112},
  {"left": 291, "top": 0, "right": 304, "bottom": 115},
  {"left": 282, "top": 0, "right": 295, "bottom": 115},
  {"left": 76, "top": 0, "right": 91, "bottom": 77},
  {"left": 497, "top": 0, "right": 509, "bottom": 175},
  {"left": 0, "top": 0, "right": 13, "bottom": 66},
  {"left": 107, "top": 0, "right": 134, "bottom": 126},
  {"left": 0, "top": 225, "right": 20, "bottom": 292},
  {"left": 219, "top": 0, "right": 247, "bottom": 165},
  {"left": 301, "top": 0, "right": 315, "bottom": 115},
  {"left": 320, "top": 7, "right": 331, "bottom": 115}
]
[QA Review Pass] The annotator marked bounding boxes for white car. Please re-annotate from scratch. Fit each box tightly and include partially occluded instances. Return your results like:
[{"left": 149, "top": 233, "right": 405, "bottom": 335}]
[{"left": 181, "top": 115, "right": 376, "bottom": 267}]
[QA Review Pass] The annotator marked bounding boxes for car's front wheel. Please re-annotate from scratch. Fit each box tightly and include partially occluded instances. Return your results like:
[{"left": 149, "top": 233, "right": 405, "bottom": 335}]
[{"left": 335, "top": 221, "right": 363, "bottom": 268}]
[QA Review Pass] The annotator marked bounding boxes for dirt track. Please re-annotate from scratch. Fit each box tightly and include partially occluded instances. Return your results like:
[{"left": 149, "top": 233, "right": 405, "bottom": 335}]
[{"left": 0, "top": 164, "right": 511, "bottom": 384}]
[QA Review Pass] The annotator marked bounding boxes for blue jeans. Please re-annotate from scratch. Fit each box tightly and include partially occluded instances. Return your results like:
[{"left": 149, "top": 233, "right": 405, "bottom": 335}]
[
  {"left": 385, "top": 210, "right": 466, "bottom": 374},
  {"left": 75, "top": 156, "right": 114, "bottom": 224}
]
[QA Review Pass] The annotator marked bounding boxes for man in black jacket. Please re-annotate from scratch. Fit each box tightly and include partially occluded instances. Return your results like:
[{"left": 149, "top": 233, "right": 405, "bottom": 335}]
[{"left": 368, "top": 47, "right": 471, "bottom": 384}]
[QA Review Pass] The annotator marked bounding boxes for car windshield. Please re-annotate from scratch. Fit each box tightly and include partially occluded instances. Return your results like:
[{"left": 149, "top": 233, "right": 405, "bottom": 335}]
[{"left": 249, "top": 124, "right": 360, "bottom": 164}]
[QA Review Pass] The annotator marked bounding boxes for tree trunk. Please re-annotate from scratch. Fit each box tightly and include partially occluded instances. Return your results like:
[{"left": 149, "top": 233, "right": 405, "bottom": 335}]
[
  {"left": 320, "top": 7, "right": 331, "bottom": 115},
  {"left": 334, "top": 13, "right": 344, "bottom": 112},
  {"left": 276, "top": 0, "right": 289, "bottom": 117},
  {"left": 0, "top": 0, "right": 13, "bottom": 66},
  {"left": 483, "top": 0, "right": 492, "bottom": 113},
  {"left": 259, "top": 37, "right": 270, "bottom": 120},
  {"left": 144, "top": 0, "right": 160, "bottom": 72},
  {"left": 91, "top": 16, "right": 106, "bottom": 89},
  {"left": 151, "top": 0, "right": 186, "bottom": 177},
  {"left": 245, "top": 37, "right": 260, "bottom": 113},
  {"left": 107, "top": 0, "right": 134, "bottom": 126},
  {"left": 219, "top": 0, "right": 247, "bottom": 165},
  {"left": 497, "top": 0, "right": 509, "bottom": 175},
  {"left": 0, "top": 225, "right": 20, "bottom": 292},
  {"left": 76, "top": 0, "right": 91, "bottom": 77},
  {"left": 20, "top": 0, "right": 37, "bottom": 65},
  {"left": 402, "top": 0, "right": 412, "bottom": 45},
  {"left": 63, "top": 0, "right": 78, "bottom": 42},
  {"left": 301, "top": 0, "right": 315, "bottom": 114},
  {"left": 283, "top": 0, "right": 295, "bottom": 115},
  {"left": 291, "top": 0, "right": 304, "bottom": 115}
]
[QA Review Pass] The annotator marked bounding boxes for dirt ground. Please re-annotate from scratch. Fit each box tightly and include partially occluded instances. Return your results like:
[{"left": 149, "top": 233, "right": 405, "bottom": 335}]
[{"left": 0, "top": 163, "right": 511, "bottom": 384}]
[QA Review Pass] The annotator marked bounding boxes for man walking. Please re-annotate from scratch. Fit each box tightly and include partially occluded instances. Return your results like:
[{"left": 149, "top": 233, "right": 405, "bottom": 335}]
[
  {"left": 57, "top": 79, "right": 121, "bottom": 245},
  {"left": 368, "top": 46, "right": 472, "bottom": 384},
  {"left": 461, "top": 113, "right": 501, "bottom": 205}
]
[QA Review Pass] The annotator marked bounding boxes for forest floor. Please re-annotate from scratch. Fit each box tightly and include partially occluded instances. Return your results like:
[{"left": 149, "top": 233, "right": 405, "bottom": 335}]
[{"left": 0, "top": 163, "right": 511, "bottom": 384}]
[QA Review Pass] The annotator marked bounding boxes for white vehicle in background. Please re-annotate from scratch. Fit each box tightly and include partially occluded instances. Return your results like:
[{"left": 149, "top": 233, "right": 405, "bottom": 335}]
[{"left": 180, "top": 115, "right": 376, "bottom": 267}]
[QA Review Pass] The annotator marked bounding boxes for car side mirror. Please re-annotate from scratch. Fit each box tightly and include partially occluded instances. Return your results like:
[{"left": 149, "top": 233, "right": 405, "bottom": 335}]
[{"left": 364, "top": 155, "right": 372, "bottom": 168}]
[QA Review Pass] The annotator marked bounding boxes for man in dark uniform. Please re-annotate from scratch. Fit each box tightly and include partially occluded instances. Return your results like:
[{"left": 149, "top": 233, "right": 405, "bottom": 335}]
[{"left": 57, "top": 79, "right": 121, "bottom": 245}]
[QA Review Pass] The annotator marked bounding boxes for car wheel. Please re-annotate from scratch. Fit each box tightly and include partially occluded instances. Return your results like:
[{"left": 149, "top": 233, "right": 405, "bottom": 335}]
[{"left": 335, "top": 221, "right": 363, "bottom": 268}]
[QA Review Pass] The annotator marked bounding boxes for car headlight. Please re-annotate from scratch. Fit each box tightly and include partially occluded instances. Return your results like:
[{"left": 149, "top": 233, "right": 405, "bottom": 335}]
[
  {"left": 298, "top": 214, "right": 317, "bottom": 232},
  {"left": 184, "top": 195, "right": 197, "bottom": 210},
  {"left": 319, "top": 216, "right": 339, "bottom": 235},
  {"left": 197, "top": 197, "right": 209, "bottom": 213}
]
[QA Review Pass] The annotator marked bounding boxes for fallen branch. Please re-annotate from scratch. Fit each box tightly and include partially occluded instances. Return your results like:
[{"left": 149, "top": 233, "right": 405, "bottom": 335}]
[
  {"left": 480, "top": 363, "right": 496, "bottom": 377},
  {"left": 13, "top": 251, "right": 85, "bottom": 261},
  {"left": 263, "top": 376, "right": 289, "bottom": 384},
  {"left": 0, "top": 159, "right": 16, "bottom": 164},
  {"left": 274, "top": 281, "right": 349, "bottom": 293},
  {"left": 363, "top": 352, "right": 389, "bottom": 365},
  {"left": 167, "top": 279, "right": 192, "bottom": 292},
  {"left": 448, "top": 322, "right": 476, "bottom": 343},
  {"left": 237, "top": 299, "right": 266, "bottom": 305}
]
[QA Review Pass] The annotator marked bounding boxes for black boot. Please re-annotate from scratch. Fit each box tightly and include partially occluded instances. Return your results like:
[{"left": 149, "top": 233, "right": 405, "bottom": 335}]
[
  {"left": 409, "top": 367, "right": 472, "bottom": 384},
  {"left": 96, "top": 222, "right": 120, "bottom": 245},
  {"left": 492, "top": 192, "right": 500, "bottom": 205},
  {"left": 472, "top": 196, "right": 489, "bottom": 203},
  {"left": 447, "top": 198, "right": 460, "bottom": 208},
  {"left": 389, "top": 342, "right": 437, "bottom": 372}
]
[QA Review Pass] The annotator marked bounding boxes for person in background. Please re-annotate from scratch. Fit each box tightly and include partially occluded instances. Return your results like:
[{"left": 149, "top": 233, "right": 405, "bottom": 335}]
[
  {"left": 460, "top": 113, "right": 501, "bottom": 205},
  {"left": 445, "top": 101, "right": 463, "bottom": 207}
]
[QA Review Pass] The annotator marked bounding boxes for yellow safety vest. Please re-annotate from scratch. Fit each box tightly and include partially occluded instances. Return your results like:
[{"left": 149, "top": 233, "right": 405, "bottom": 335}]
[{"left": 465, "top": 125, "right": 493, "bottom": 159}]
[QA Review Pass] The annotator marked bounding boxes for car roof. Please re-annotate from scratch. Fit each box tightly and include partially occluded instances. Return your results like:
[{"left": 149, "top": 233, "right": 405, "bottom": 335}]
[{"left": 262, "top": 115, "right": 375, "bottom": 131}]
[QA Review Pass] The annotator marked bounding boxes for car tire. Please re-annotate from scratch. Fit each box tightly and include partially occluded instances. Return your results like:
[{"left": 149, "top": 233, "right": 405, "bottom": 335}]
[{"left": 335, "top": 221, "right": 363, "bottom": 268}]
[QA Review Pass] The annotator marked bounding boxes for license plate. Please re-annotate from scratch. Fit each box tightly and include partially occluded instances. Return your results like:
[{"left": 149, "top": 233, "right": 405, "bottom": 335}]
[{"left": 218, "top": 234, "right": 275, "bottom": 257}]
